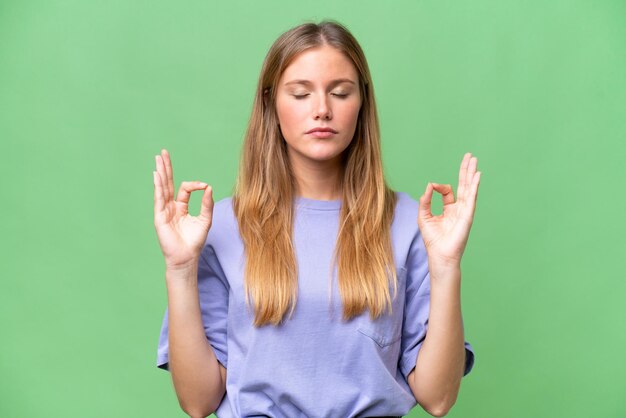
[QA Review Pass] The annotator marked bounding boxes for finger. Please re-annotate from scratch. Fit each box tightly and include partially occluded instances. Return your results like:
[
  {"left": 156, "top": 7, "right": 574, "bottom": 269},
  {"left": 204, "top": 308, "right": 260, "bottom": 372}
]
[
  {"left": 457, "top": 153, "right": 471, "bottom": 202},
  {"left": 153, "top": 171, "right": 165, "bottom": 213},
  {"left": 431, "top": 183, "right": 455, "bottom": 206},
  {"left": 155, "top": 155, "right": 170, "bottom": 203},
  {"left": 176, "top": 181, "right": 209, "bottom": 205},
  {"left": 471, "top": 171, "right": 481, "bottom": 202},
  {"left": 418, "top": 182, "right": 434, "bottom": 220},
  {"left": 198, "top": 185, "right": 214, "bottom": 223},
  {"left": 161, "top": 149, "right": 175, "bottom": 206},
  {"left": 465, "top": 156, "right": 478, "bottom": 201},
  {"left": 467, "top": 171, "right": 481, "bottom": 220}
]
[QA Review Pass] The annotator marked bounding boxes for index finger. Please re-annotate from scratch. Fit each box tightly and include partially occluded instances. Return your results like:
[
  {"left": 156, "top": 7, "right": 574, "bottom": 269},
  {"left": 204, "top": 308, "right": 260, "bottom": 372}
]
[
  {"left": 161, "top": 149, "right": 175, "bottom": 203},
  {"left": 457, "top": 152, "right": 471, "bottom": 201}
]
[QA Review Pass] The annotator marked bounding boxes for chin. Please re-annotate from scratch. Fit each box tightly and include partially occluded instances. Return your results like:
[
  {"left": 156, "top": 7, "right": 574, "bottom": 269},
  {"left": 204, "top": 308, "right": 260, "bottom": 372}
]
[
  {"left": 287, "top": 141, "right": 350, "bottom": 164},
  {"left": 308, "top": 155, "right": 341, "bottom": 163},
  {"left": 306, "top": 144, "right": 349, "bottom": 160},
  {"left": 305, "top": 150, "right": 345, "bottom": 162}
]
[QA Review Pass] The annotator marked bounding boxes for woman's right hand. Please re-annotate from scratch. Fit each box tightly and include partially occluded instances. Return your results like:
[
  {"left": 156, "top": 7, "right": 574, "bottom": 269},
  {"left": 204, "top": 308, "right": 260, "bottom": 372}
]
[{"left": 153, "top": 149, "right": 214, "bottom": 270}]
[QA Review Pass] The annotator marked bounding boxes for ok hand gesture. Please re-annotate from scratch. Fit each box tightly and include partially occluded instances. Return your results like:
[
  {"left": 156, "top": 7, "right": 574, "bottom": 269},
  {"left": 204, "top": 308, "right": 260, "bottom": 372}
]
[
  {"left": 153, "top": 149, "right": 214, "bottom": 270},
  {"left": 417, "top": 153, "right": 481, "bottom": 267}
]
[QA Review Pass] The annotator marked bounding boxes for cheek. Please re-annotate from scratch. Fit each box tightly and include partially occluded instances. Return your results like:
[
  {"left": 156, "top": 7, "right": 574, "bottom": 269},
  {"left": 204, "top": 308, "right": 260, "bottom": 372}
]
[
  {"left": 340, "top": 102, "right": 362, "bottom": 127},
  {"left": 277, "top": 101, "right": 307, "bottom": 129}
]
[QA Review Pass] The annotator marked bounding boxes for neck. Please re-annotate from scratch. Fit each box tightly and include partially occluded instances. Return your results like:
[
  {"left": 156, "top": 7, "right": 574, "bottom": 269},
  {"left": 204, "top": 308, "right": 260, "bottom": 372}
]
[{"left": 289, "top": 152, "right": 343, "bottom": 201}]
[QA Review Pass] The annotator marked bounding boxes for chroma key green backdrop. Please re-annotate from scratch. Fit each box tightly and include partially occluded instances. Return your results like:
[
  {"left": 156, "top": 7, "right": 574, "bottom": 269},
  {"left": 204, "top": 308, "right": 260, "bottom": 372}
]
[{"left": 1, "top": 1, "right": 625, "bottom": 417}]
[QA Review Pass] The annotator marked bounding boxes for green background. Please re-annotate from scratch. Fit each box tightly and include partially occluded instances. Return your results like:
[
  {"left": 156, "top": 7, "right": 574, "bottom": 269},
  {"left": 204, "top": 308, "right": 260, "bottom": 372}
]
[{"left": 1, "top": 0, "right": 624, "bottom": 416}]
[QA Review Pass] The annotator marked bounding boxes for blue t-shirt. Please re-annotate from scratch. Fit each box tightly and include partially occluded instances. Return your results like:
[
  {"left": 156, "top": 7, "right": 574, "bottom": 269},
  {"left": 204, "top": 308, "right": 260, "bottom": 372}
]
[{"left": 157, "top": 191, "right": 475, "bottom": 417}]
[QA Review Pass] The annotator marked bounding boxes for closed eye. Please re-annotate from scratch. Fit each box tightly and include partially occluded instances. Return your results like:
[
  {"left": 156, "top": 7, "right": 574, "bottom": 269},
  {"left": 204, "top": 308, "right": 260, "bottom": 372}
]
[{"left": 292, "top": 93, "right": 349, "bottom": 99}]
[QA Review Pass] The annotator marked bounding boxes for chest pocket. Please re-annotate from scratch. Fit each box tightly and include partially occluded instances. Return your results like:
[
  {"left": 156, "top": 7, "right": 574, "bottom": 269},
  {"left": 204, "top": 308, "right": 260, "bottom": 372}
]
[{"left": 356, "top": 266, "right": 408, "bottom": 348}]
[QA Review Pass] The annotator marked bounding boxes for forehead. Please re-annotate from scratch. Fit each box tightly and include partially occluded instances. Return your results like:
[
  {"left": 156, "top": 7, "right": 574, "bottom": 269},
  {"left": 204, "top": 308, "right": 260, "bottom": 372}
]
[{"left": 279, "top": 45, "right": 358, "bottom": 85}]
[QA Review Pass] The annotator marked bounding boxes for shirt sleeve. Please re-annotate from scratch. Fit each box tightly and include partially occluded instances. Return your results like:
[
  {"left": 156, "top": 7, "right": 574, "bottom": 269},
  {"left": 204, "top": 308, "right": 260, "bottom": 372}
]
[
  {"left": 398, "top": 231, "right": 476, "bottom": 382},
  {"left": 156, "top": 244, "right": 230, "bottom": 371}
]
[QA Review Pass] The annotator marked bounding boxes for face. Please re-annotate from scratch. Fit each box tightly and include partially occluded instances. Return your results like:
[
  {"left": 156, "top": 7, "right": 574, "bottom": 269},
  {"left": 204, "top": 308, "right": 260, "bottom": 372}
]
[{"left": 275, "top": 44, "right": 362, "bottom": 168}]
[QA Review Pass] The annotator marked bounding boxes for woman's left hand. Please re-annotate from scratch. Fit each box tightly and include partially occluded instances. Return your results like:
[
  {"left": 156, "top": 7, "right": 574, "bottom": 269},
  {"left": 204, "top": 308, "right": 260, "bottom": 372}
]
[{"left": 417, "top": 152, "right": 481, "bottom": 267}]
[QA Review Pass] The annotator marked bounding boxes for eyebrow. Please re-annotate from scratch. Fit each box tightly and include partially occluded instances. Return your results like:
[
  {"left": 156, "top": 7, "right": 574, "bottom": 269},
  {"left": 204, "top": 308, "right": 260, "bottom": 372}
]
[{"left": 284, "top": 78, "right": 356, "bottom": 87}]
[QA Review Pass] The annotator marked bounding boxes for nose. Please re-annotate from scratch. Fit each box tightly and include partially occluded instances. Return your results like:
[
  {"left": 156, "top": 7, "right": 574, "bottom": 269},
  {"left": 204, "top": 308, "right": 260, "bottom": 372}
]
[{"left": 313, "top": 94, "right": 332, "bottom": 120}]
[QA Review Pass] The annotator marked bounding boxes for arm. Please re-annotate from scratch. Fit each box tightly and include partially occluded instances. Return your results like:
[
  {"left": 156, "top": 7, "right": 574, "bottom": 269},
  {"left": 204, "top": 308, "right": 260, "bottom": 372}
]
[
  {"left": 411, "top": 153, "right": 481, "bottom": 416},
  {"left": 407, "top": 262, "right": 465, "bottom": 417},
  {"left": 153, "top": 149, "right": 226, "bottom": 417},
  {"left": 166, "top": 262, "right": 226, "bottom": 418}
]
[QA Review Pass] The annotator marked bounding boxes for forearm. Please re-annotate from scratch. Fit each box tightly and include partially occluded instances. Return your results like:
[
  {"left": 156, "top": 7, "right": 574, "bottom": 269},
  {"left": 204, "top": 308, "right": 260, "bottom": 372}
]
[
  {"left": 166, "top": 263, "right": 225, "bottom": 417},
  {"left": 412, "top": 261, "right": 465, "bottom": 416}
]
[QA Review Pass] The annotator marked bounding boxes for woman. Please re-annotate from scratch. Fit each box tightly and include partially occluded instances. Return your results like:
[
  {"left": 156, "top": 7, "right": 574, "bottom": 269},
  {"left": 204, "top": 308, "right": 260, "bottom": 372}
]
[{"left": 154, "top": 20, "right": 481, "bottom": 418}]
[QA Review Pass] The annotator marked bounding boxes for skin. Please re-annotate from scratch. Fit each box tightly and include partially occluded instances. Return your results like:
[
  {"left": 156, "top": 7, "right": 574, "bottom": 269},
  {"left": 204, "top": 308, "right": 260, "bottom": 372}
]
[
  {"left": 275, "top": 44, "right": 362, "bottom": 200},
  {"left": 152, "top": 42, "right": 481, "bottom": 418},
  {"left": 407, "top": 153, "right": 481, "bottom": 416},
  {"left": 153, "top": 151, "right": 226, "bottom": 417}
]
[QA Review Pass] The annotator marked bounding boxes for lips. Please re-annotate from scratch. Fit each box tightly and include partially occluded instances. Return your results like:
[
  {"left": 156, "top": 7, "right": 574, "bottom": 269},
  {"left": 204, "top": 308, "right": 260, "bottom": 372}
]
[{"left": 305, "top": 127, "right": 338, "bottom": 134}]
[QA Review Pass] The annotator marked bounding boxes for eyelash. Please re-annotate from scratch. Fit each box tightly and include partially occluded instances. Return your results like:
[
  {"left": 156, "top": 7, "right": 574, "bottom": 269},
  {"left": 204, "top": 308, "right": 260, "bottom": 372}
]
[{"left": 293, "top": 93, "right": 348, "bottom": 99}]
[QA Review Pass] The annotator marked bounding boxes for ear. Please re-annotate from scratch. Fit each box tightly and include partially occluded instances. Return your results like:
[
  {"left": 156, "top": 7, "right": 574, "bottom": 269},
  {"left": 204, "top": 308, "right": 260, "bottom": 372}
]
[
  {"left": 263, "top": 88, "right": 270, "bottom": 107},
  {"left": 264, "top": 88, "right": 279, "bottom": 126}
]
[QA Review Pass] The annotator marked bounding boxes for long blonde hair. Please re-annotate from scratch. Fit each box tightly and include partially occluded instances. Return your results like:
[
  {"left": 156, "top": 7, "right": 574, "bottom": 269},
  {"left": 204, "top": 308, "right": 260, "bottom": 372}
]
[{"left": 232, "top": 20, "right": 399, "bottom": 327}]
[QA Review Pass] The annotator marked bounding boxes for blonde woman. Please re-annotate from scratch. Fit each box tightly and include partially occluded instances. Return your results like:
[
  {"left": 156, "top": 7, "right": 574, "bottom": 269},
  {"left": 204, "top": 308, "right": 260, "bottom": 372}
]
[{"left": 154, "top": 20, "right": 481, "bottom": 418}]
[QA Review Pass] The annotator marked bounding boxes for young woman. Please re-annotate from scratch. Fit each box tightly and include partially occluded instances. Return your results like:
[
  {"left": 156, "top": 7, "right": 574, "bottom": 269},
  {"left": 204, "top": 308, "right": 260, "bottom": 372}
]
[{"left": 153, "top": 20, "right": 481, "bottom": 418}]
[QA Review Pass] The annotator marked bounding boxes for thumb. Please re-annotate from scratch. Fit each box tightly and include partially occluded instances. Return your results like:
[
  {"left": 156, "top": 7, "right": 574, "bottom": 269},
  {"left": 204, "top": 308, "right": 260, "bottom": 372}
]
[
  {"left": 418, "top": 182, "right": 434, "bottom": 221},
  {"left": 199, "top": 185, "right": 214, "bottom": 224}
]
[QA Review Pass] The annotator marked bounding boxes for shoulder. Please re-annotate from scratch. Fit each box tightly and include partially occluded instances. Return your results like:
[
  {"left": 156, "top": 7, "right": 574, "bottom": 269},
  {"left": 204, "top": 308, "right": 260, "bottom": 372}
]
[
  {"left": 392, "top": 191, "right": 420, "bottom": 229},
  {"left": 391, "top": 191, "right": 424, "bottom": 265},
  {"left": 206, "top": 195, "right": 238, "bottom": 243},
  {"left": 394, "top": 191, "right": 419, "bottom": 215},
  {"left": 212, "top": 195, "right": 235, "bottom": 218}
]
